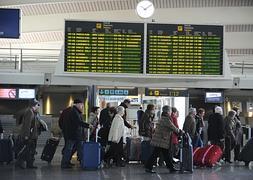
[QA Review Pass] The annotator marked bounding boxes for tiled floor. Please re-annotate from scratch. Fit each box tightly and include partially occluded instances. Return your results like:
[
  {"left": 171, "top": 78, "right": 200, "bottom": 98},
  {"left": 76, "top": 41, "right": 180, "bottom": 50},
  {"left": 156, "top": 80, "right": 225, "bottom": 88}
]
[{"left": 0, "top": 146, "right": 252, "bottom": 180}]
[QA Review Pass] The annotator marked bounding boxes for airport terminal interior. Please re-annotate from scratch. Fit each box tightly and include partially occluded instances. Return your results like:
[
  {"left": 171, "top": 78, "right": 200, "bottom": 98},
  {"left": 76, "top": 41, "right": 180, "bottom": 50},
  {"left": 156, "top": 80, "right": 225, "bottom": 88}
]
[{"left": 0, "top": 0, "right": 253, "bottom": 179}]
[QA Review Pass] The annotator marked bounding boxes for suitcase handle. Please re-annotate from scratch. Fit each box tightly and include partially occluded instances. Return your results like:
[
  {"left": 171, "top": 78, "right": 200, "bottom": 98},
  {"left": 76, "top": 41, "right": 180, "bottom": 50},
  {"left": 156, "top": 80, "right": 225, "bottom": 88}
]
[{"left": 87, "top": 128, "right": 99, "bottom": 143}]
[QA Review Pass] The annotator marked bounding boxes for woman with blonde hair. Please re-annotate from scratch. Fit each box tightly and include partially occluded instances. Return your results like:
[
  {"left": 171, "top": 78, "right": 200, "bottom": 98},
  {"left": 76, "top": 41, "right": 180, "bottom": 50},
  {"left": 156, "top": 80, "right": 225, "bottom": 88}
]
[{"left": 104, "top": 106, "right": 126, "bottom": 167}]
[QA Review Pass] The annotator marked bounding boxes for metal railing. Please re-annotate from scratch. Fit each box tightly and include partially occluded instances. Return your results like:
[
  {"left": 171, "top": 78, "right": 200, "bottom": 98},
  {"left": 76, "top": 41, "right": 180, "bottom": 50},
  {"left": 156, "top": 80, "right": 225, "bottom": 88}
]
[
  {"left": 228, "top": 54, "right": 253, "bottom": 75},
  {"left": 0, "top": 47, "right": 60, "bottom": 73},
  {"left": 0, "top": 47, "right": 253, "bottom": 75}
]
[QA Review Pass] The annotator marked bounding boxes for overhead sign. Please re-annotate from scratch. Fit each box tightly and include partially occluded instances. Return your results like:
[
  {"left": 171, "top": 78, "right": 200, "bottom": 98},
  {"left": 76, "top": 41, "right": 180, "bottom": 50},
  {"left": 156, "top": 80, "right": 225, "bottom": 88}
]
[
  {"left": 145, "top": 88, "right": 188, "bottom": 97},
  {"left": 0, "top": 88, "right": 16, "bottom": 98},
  {"left": 18, "top": 89, "right": 35, "bottom": 99},
  {"left": 98, "top": 88, "right": 138, "bottom": 96}
]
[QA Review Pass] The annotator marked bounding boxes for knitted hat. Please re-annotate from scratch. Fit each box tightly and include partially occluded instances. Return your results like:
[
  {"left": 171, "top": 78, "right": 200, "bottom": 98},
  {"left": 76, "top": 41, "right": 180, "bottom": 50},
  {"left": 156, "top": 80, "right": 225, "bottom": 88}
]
[{"left": 73, "top": 99, "right": 83, "bottom": 104}]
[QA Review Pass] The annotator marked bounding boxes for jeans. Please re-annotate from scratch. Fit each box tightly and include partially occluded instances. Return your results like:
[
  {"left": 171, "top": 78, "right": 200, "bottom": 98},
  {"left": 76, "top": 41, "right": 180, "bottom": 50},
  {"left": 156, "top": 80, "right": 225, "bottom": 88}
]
[{"left": 61, "top": 139, "right": 83, "bottom": 167}]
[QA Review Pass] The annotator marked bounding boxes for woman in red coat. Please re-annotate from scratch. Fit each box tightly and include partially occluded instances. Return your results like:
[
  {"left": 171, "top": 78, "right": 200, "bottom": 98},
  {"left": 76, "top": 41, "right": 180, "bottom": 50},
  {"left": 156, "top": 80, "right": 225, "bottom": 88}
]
[{"left": 171, "top": 107, "right": 179, "bottom": 158}]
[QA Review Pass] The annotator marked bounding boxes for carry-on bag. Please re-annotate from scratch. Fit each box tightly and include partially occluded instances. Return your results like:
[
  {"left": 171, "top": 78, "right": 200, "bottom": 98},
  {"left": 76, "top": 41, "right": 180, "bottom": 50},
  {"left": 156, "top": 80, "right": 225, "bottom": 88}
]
[
  {"left": 179, "top": 133, "right": 193, "bottom": 173},
  {"left": 193, "top": 144, "right": 223, "bottom": 167},
  {"left": 238, "top": 137, "right": 253, "bottom": 165},
  {"left": 141, "top": 140, "right": 153, "bottom": 164},
  {"left": 125, "top": 137, "right": 142, "bottom": 162},
  {"left": 0, "top": 138, "right": 13, "bottom": 163},
  {"left": 41, "top": 137, "right": 60, "bottom": 163},
  {"left": 81, "top": 128, "right": 101, "bottom": 170}
]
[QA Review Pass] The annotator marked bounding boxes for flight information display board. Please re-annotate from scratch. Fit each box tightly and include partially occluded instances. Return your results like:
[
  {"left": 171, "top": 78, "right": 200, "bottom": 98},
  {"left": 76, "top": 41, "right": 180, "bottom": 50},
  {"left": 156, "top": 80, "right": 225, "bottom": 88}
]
[
  {"left": 147, "top": 24, "right": 223, "bottom": 75},
  {"left": 64, "top": 21, "right": 144, "bottom": 73}
]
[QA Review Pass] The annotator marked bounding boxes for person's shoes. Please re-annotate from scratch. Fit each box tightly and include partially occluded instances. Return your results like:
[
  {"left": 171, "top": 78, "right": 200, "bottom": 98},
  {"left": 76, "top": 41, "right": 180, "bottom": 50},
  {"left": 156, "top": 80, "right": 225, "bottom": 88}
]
[
  {"left": 61, "top": 164, "right": 73, "bottom": 169},
  {"left": 169, "top": 166, "right": 179, "bottom": 173},
  {"left": 145, "top": 168, "right": 156, "bottom": 173},
  {"left": 225, "top": 160, "right": 232, "bottom": 164},
  {"left": 116, "top": 161, "right": 126, "bottom": 167},
  {"left": 69, "top": 162, "right": 75, "bottom": 166},
  {"left": 27, "top": 165, "right": 38, "bottom": 169},
  {"left": 15, "top": 160, "right": 26, "bottom": 169},
  {"left": 244, "top": 161, "right": 250, "bottom": 166}
]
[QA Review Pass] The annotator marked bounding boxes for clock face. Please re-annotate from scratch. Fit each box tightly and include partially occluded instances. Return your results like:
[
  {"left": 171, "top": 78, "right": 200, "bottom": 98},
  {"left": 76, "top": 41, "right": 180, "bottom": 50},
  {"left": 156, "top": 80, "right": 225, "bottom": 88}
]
[{"left": 136, "top": 0, "right": 155, "bottom": 19}]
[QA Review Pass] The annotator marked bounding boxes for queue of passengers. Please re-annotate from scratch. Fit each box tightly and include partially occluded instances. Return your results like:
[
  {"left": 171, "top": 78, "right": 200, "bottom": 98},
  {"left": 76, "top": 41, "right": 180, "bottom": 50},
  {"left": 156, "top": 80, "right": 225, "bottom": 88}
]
[{"left": 13, "top": 98, "right": 245, "bottom": 171}]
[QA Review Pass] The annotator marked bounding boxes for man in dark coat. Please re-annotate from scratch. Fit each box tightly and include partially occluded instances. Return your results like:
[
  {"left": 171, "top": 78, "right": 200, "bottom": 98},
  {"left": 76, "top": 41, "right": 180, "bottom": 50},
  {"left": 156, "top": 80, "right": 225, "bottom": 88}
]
[
  {"left": 99, "top": 103, "right": 111, "bottom": 129},
  {"left": 16, "top": 99, "right": 42, "bottom": 169},
  {"left": 61, "top": 99, "right": 91, "bottom": 169}
]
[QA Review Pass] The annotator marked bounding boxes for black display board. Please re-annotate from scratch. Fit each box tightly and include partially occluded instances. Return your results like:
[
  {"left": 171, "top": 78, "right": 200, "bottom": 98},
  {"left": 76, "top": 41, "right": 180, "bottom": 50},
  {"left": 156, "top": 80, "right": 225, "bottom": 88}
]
[
  {"left": 98, "top": 87, "right": 138, "bottom": 96},
  {"left": 64, "top": 21, "right": 144, "bottom": 73},
  {"left": 147, "top": 24, "right": 223, "bottom": 75},
  {"left": 0, "top": 8, "right": 20, "bottom": 39},
  {"left": 145, "top": 88, "right": 189, "bottom": 97}
]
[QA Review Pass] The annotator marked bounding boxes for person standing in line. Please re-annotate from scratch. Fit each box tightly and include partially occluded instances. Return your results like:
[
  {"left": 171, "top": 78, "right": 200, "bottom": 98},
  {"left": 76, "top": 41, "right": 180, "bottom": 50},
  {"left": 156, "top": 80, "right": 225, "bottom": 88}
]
[
  {"left": 15, "top": 99, "right": 42, "bottom": 169},
  {"left": 183, "top": 108, "right": 197, "bottom": 141},
  {"left": 224, "top": 110, "right": 236, "bottom": 163},
  {"left": 98, "top": 103, "right": 113, "bottom": 148},
  {"left": 99, "top": 103, "right": 111, "bottom": 128},
  {"left": 170, "top": 107, "right": 180, "bottom": 158},
  {"left": 145, "top": 105, "right": 182, "bottom": 173},
  {"left": 104, "top": 106, "right": 126, "bottom": 167},
  {"left": 61, "top": 99, "right": 92, "bottom": 169},
  {"left": 232, "top": 107, "right": 243, "bottom": 162},
  {"left": 194, "top": 108, "right": 205, "bottom": 147},
  {"left": 88, "top": 106, "right": 100, "bottom": 141},
  {"left": 137, "top": 106, "right": 144, "bottom": 127},
  {"left": 208, "top": 106, "right": 225, "bottom": 150},
  {"left": 138, "top": 104, "right": 155, "bottom": 141},
  {"left": 119, "top": 99, "right": 134, "bottom": 129}
]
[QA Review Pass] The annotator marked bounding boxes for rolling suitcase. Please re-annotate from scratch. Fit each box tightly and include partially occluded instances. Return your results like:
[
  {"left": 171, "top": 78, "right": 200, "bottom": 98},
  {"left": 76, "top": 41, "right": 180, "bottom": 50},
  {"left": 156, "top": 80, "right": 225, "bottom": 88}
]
[
  {"left": 238, "top": 137, "right": 253, "bottom": 165},
  {"left": 41, "top": 137, "right": 60, "bottom": 163},
  {"left": 193, "top": 144, "right": 223, "bottom": 167},
  {"left": 125, "top": 137, "right": 142, "bottom": 162},
  {"left": 179, "top": 133, "right": 193, "bottom": 173},
  {"left": 141, "top": 140, "right": 153, "bottom": 164},
  {"left": 81, "top": 129, "right": 101, "bottom": 170},
  {"left": 0, "top": 138, "right": 13, "bottom": 164}
]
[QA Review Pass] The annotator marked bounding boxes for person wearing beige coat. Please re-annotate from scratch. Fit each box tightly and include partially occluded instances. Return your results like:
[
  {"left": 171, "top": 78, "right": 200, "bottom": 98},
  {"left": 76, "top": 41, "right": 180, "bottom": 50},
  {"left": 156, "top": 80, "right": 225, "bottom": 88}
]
[{"left": 145, "top": 105, "right": 182, "bottom": 173}]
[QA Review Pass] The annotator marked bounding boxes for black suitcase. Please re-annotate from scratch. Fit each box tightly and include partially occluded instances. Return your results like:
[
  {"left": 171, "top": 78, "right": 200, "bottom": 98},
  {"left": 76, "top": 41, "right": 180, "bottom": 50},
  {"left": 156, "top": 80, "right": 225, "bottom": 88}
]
[
  {"left": 0, "top": 139, "right": 13, "bottom": 164},
  {"left": 179, "top": 133, "right": 193, "bottom": 173},
  {"left": 239, "top": 137, "right": 253, "bottom": 165},
  {"left": 41, "top": 138, "right": 60, "bottom": 163}
]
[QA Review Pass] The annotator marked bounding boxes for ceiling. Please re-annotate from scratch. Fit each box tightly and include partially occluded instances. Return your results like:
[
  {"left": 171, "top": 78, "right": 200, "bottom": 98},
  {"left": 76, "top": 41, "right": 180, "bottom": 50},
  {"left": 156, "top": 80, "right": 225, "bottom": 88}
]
[{"left": 0, "top": 0, "right": 253, "bottom": 56}]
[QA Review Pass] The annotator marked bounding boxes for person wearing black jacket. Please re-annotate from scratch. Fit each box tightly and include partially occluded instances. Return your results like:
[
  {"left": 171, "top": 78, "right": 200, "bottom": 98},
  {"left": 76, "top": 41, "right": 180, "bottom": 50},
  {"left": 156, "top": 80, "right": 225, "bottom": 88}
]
[
  {"left": 208, "top": 106, "right": 225, "bottom": 150},
  {"left": 61, "top": 99, "right": 91, "bottom": 169}
]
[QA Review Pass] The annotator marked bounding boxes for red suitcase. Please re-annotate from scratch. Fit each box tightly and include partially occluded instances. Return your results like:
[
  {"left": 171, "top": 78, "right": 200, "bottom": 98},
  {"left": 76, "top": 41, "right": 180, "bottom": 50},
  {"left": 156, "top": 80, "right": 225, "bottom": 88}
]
[{"left": 193, "top": 145, "right": 223, "bottom": 167}]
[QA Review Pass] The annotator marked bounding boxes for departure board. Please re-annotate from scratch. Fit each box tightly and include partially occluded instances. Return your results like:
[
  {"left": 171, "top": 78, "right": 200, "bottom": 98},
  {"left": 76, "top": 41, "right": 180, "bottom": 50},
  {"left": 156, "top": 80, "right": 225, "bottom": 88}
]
[
  {"left": 64, "top": 21, "right": 144, "bottom": 73},
  {"left": 147, "top": 24, "right": 223, "bottom": 75}
]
